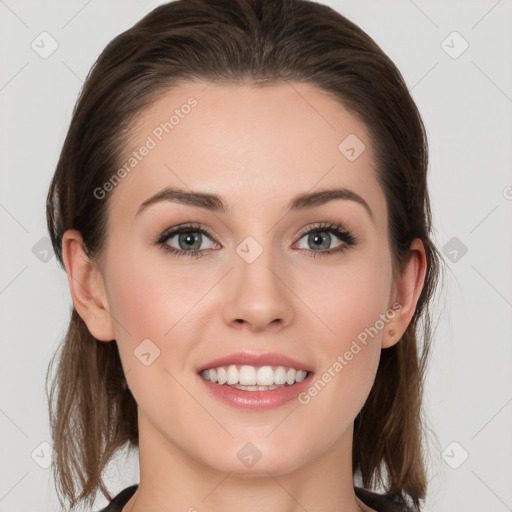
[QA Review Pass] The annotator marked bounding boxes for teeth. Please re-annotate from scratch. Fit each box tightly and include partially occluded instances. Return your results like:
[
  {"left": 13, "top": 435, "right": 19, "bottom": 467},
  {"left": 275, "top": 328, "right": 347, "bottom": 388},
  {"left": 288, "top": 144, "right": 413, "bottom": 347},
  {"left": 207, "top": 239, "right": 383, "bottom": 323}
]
[
  {"left": 216, "top": 367, "right": 227, "bottom": 385},
  {"left": 200, "top": 365, "right": 309, "bottom": 386},
  {"left": 227, "top": 365, "right": 238, "bottom": 385},
  {"left": 274, "top": 366, "right": 287, "bottom": 385},
  {"left": 256, "top": 365, "right": 274, "bottom": 385},
  {"left": 232, "top": 384, "right": 281, "bottom": 391},
  {"left": 240, "top": 365, "right": 257, "bottom": 385}
]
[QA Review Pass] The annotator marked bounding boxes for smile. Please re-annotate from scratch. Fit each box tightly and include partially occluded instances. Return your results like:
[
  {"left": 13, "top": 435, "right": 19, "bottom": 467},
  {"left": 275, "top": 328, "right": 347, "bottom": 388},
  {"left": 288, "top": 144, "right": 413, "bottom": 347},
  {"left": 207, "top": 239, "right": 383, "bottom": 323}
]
[
  {"left": 200, "top": 364, "right": 309, "bottom": 390},
  {"left": 198, "top": 364, "right": 314, "bottom": 410}
]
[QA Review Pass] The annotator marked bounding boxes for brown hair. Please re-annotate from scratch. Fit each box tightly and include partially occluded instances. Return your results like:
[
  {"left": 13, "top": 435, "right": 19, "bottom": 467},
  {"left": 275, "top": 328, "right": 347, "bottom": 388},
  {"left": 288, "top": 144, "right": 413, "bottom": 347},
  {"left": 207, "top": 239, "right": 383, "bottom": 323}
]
[{"left": 45, "top": 0, "right": 442, "bottom": 510}]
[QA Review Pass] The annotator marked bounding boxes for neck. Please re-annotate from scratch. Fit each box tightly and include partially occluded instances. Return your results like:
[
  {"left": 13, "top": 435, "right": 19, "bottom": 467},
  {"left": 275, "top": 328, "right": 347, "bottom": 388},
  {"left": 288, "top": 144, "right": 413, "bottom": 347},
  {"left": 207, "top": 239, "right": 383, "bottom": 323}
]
[{"left": 122, "top": 412, "right": 373, "bottom": 512}]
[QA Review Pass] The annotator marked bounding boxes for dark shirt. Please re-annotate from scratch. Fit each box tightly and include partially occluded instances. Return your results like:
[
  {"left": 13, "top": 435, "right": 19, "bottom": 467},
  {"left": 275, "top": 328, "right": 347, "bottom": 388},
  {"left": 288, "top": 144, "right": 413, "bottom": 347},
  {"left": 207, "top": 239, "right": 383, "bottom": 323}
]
[{"left": 99, "top": 484, "right": 414, "bottom": 512}]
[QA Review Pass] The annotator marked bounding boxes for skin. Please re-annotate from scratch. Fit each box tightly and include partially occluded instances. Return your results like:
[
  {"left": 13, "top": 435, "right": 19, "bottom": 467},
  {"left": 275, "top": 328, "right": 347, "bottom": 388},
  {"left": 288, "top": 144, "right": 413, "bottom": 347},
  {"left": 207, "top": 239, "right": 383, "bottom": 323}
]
[{"left": 62, "top": 81, "right": 426, "bottom": 512}]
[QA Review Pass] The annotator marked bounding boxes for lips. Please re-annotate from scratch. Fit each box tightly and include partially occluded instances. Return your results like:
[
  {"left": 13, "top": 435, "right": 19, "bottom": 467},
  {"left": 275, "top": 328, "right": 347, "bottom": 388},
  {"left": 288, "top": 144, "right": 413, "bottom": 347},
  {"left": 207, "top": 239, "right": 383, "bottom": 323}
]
[{"left": 197, "top": 351, "right": 314, "bottom": 374}]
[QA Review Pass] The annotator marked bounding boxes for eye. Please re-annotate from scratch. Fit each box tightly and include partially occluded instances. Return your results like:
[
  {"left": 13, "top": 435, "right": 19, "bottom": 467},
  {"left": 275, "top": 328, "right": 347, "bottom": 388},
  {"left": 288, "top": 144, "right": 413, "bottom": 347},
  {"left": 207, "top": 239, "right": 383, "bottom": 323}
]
[
  {"left": 156, "top": 221, "right": 357, "bottom": 259},
  {"left": 294, "top": 222, "right": 357, "bottom": 258},
  {"left": 157, "top": 223, "right": 219, "bottom": 259}
]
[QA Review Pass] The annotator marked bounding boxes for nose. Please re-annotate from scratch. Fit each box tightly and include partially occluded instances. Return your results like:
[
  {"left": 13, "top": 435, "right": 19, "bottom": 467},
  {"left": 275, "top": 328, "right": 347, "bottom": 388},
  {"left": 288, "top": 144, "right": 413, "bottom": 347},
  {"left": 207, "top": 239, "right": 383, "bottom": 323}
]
[{"left": 221, "top": 248, "right": 294, "bottom": 332}]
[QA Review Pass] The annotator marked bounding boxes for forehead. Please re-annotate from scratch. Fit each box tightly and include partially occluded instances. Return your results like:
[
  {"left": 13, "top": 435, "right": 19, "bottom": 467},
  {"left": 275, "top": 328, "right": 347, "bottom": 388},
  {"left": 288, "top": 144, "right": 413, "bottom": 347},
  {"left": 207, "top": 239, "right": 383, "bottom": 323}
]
[{"left": 107, "top": 80, "right": 386, "bottom": 226}]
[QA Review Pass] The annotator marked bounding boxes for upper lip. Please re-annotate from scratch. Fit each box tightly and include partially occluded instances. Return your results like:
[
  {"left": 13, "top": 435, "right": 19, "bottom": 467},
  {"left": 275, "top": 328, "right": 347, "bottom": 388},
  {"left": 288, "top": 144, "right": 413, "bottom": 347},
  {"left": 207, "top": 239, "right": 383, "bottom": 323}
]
[{"left": 197, "top": 351, "right": 314, "bottom": 373}]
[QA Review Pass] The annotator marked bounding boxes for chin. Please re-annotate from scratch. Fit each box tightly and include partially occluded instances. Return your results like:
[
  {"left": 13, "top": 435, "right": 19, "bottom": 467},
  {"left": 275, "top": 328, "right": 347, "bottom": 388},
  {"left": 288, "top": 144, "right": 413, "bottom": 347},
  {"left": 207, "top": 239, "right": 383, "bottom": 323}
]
[{"left": 200, "top": 439, "right": 308, "bottom": 477}]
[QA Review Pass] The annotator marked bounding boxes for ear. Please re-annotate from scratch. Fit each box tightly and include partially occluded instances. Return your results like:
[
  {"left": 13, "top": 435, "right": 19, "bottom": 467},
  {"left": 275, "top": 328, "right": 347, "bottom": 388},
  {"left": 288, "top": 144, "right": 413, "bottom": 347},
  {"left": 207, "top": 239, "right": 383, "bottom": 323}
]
[
  {"left": 382, "top": 238, "right": 427, "bottom": 349},
  {"left": 61, "top": 229, "right": 115, "bottom": 342}
]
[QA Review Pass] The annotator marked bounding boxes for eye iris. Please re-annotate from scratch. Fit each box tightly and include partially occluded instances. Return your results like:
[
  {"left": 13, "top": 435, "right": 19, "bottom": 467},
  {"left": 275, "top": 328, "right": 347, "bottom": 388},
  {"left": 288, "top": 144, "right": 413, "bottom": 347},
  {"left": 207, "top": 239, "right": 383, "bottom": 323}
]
[
  {"left": 179, "top": 232, "right": 201, "bottom": 250},
  {"left": 309, "top": 231, "right": 330, "bottom": 250}
]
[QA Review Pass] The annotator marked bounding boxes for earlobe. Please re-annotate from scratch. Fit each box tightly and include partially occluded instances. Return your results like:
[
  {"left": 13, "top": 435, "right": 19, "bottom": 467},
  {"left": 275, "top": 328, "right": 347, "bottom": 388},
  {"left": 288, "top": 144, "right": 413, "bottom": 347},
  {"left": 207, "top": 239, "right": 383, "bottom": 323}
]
[
  {"left": 61, "top": 229, "right": 115, "bottom": 342},
  {"left": 382, "top": 238, "right": 427, "bottom": 349}
]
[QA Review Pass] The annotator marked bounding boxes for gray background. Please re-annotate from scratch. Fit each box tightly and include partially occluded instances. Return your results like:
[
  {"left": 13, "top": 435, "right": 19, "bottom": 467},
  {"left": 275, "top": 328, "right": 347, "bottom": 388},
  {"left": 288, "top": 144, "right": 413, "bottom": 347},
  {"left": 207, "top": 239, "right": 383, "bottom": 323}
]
[{"left": 1, "top": 1, "right": 511, "bottom": 511}]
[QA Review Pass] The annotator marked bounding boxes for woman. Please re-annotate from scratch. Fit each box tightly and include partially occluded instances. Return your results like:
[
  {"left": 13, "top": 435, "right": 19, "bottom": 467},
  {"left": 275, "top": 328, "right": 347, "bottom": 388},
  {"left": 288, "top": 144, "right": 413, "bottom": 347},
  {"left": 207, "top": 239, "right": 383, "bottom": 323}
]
[{"left": 45, "top": 0, "right": 442, "bottom": 511}]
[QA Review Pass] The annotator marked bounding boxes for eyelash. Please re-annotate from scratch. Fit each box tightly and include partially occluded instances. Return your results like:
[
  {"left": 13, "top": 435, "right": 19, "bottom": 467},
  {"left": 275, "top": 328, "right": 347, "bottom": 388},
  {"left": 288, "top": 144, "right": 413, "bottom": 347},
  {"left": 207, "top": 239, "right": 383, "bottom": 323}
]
[{"left": 156, "top": 222, "right": 358, "bottom": 259}]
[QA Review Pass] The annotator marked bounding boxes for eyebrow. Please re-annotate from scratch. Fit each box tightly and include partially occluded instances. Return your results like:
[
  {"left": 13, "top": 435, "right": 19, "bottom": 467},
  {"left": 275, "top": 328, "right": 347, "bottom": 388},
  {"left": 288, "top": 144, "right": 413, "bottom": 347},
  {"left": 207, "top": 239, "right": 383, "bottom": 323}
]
[{"left": 136, "top": 186, "right": 374, "bottom": 221}]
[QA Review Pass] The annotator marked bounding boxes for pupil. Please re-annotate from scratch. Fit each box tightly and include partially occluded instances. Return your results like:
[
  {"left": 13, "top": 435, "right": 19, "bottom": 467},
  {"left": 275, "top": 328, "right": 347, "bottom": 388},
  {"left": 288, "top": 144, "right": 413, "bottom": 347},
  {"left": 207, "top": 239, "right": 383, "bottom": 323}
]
[
  {"left": 180, "top": 232, "right": 200, "bottom": 250},
  {"left": 310, "top": 232, "right": 330, "bottom": 250}
]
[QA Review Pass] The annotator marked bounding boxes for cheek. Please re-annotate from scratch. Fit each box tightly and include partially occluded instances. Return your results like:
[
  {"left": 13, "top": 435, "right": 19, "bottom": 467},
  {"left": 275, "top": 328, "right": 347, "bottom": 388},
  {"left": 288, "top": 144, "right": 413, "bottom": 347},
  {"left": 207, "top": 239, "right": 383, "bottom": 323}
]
[
  {"left": 293, "top": 258, "right": 391, "bottom": 450},
  {"left": 295, "top": 248, "right": 392, "bottom": 409},
  {"left": 103, "top": 249, "right": 204, "bottom": 407},
  {"left": 104, "top": 247, "right": 207, "bottom": 344},
  {"left": 304, "top": 250, "right": 393, "bottom": 349}
]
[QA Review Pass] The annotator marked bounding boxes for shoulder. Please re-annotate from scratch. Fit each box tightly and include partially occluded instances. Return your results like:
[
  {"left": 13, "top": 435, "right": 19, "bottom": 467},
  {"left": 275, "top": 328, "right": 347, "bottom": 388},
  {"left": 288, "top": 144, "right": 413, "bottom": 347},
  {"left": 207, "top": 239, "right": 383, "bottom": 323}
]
[
  {"left": 98, "top": 484, "right": 139, "bottom": 512},
  {"left": 354, "top": 486, "right": 417, "bottom": 512}
]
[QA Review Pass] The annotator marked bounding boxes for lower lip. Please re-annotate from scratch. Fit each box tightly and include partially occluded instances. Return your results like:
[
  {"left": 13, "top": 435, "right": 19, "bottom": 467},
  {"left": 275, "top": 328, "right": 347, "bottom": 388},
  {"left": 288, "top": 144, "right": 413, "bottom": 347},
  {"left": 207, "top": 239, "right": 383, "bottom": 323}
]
[{"left": 197, "top": 372, "right": 314, "bottom": 410}]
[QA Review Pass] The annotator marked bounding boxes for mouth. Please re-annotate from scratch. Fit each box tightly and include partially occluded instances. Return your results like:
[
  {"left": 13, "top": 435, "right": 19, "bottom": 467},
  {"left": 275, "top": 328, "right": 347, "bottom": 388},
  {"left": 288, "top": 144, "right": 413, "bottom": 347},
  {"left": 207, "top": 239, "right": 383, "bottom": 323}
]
[
  {"left": 197, "top": 363, "right": 315, "bottom": 410},
  {"left": 196, "top": 351, "right": 315, "bottom": 409},
  {"left": 199, "top": 364, "right": 311, "bottom": 391}
]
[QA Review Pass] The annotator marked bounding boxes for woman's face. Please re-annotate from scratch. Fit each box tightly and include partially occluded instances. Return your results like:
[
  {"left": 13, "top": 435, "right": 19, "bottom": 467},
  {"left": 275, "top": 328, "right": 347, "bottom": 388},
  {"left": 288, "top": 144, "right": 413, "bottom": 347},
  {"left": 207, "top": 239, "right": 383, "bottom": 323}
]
[{"left": 87, "top": 81, "right": 404, "bottom": 475}]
